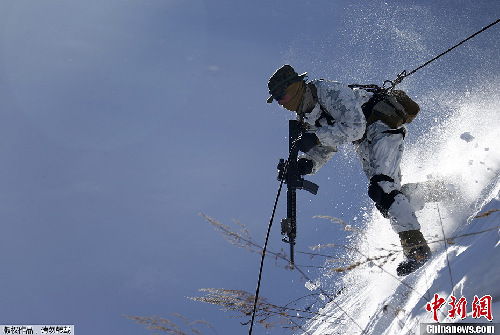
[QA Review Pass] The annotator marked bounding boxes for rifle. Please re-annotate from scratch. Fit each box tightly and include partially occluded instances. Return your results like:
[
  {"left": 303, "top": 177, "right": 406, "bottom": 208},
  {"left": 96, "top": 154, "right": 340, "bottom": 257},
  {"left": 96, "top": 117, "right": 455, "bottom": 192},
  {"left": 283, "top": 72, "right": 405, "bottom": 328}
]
[{"left": 277, "top": 120, "right": 319, "bottom": 268}]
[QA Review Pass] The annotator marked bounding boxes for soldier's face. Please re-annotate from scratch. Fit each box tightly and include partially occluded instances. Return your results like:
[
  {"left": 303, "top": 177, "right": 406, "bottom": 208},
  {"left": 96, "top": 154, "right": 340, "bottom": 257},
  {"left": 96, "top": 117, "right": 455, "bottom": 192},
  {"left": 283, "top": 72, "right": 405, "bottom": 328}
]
[
  {"left": 277, "top": 83, "right": 296, "bottom": 105},
  {"left": 278, "top": 92, "right": 292, "bottom": 106}
]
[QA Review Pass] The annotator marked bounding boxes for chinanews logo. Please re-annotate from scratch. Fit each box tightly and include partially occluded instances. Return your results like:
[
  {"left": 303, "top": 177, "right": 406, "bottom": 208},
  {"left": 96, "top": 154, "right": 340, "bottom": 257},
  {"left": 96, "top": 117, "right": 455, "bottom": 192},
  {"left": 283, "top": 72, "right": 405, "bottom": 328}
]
[
  {"left": 425, "top": 294, "right": 493, "bottom": 322},
  {"left": 421, "top": 294, "right": 498, "bottom": 335}
]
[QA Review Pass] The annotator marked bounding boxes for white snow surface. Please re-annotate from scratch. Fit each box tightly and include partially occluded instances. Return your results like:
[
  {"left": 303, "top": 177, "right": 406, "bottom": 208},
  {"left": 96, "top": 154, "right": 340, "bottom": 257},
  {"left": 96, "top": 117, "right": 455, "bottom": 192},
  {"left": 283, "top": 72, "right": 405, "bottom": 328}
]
[{"left": 304, "top": 85, "right": 500, "bottom": 334}]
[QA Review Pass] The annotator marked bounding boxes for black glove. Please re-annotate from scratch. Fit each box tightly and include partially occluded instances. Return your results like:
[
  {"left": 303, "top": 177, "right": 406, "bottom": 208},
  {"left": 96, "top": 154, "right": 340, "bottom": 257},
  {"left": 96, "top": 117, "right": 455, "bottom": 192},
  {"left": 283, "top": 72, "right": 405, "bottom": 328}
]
[
  {"left": 297, "top": 132, "right": 319, "bottom": 153},
  {"left": 297, "top": 158, "right": 313, "bottom": 175}
]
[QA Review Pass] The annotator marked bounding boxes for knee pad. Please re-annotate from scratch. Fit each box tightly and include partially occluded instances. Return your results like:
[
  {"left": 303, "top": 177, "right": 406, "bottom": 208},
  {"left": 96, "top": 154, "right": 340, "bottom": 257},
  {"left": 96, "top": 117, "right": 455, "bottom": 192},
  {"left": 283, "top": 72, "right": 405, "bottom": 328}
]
[{"left": 368, "top": 174, "right": 401, "bottom": 218}]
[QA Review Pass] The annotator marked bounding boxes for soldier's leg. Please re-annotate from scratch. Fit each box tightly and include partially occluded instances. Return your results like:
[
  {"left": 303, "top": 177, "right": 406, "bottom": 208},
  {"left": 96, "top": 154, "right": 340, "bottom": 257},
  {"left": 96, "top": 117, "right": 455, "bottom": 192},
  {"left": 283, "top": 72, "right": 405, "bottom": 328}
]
[
  {"left": 365, "top": 121, "right": 420, "bottom": 233},
  {"left": 365, "top": 121, "right": 430, "bottom": 275}
]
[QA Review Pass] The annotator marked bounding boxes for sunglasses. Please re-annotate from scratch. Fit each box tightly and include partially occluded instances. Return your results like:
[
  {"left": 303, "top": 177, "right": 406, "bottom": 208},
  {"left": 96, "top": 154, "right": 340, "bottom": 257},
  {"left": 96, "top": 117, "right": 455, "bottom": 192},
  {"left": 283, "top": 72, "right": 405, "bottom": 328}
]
[{"left": 272, "top": 88, "right": 287, "bottom": 102}]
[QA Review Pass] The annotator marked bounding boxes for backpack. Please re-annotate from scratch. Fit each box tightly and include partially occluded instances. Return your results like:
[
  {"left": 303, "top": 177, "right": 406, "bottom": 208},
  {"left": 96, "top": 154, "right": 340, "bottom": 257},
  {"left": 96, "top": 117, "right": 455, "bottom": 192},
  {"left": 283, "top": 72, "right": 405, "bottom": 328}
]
[{"left": 362, "top": 90, "right": 420, "bottom": 129}]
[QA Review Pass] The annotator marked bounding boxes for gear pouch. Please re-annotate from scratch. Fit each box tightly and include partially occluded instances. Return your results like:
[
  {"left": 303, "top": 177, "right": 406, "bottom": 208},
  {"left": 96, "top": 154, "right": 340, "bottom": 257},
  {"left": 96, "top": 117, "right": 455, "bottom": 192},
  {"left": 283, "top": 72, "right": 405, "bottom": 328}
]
[{"left": 363, "top": 90, "right": 420, "bottom": 129}]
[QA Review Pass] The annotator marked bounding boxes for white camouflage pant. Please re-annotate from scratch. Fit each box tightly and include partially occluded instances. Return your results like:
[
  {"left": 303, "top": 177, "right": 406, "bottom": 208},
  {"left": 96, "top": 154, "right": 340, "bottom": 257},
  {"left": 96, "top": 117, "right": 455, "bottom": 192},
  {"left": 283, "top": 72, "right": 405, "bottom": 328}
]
[{"left": 354, "top": 121, "right": 420, "bottom": 233}]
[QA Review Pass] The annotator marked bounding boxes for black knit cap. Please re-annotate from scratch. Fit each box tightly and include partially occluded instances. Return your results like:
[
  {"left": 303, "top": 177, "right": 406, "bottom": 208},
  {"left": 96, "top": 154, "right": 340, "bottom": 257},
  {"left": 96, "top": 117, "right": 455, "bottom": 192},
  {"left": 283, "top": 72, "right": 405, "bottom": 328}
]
[{"left": 267, "top": 65, "right": 307, "bottom": 103}]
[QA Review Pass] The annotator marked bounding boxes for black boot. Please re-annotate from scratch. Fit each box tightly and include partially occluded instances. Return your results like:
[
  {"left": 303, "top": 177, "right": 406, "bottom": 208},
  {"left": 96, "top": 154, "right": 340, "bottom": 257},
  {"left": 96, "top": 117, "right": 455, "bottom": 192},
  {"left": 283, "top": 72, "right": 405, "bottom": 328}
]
[{"left": 397, "top": 230, "right": 431, "bottom": 276}]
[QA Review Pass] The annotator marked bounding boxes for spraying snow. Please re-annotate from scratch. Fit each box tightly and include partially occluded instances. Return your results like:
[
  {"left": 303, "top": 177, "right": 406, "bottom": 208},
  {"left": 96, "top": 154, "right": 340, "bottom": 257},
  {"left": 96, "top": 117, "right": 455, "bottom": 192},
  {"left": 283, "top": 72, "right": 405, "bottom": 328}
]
[{"left": 304, "top": 81, "right": 500, "bottom": 334}]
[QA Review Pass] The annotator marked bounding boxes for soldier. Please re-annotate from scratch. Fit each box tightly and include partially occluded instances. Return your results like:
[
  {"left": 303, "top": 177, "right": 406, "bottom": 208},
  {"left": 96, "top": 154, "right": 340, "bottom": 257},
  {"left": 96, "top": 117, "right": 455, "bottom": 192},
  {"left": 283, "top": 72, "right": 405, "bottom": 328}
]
[{"left": 267, "top": 64, "right": 430, "bottom": 276}]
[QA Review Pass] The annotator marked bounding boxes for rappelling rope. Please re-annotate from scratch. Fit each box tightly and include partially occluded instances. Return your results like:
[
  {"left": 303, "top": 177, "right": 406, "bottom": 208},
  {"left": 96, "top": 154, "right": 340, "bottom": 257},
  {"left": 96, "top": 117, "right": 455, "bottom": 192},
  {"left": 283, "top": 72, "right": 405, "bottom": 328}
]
[
  {"left": 391, "top": 18, "right": 500, "bottom": 88},
  {"left": 352, "top": 18, "right": 500, "bottom": 92},
  {"left": 437, "top": 203, "right": 456, "bottom": 297},
  {"left": 248, "top": 134, "right": 302, "bottom": 335},
  {"left": 247, "top": 177, "right": 284, "bottom": 335}
]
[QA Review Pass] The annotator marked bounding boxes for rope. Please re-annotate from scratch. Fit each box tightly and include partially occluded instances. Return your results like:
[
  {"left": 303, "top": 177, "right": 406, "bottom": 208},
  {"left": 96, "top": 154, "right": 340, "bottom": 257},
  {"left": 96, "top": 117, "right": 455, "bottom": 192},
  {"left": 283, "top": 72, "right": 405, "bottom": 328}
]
[
  {"left": 387, "top": 18, "right": 500, "bottom": 89},
  {"left": 350, "top": 18, "right": 500, "bottom": 92},
  {"left": 248, "top": 177, "right": 284, "bottom": 335},
  {"left": 248, "top": 134, "right": 302, "bottom": 335},
  {"left": 437, "top": 203, "right": 455, "bottom": 296}
]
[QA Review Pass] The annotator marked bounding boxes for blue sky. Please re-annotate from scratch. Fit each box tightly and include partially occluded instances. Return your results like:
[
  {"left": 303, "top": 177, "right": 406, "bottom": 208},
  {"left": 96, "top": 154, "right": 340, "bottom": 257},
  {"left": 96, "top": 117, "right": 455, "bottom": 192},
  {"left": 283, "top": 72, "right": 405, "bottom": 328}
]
[{"left": 0, "top": 1, "right": 499, "bottom": 334}]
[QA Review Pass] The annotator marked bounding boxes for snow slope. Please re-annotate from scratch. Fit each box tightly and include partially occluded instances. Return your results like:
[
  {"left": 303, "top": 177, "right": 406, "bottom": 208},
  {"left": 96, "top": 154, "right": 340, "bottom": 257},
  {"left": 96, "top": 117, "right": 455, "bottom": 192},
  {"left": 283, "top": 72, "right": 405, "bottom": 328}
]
[{"left": 304, "top": 83, "right": 500, "bottom": 334}]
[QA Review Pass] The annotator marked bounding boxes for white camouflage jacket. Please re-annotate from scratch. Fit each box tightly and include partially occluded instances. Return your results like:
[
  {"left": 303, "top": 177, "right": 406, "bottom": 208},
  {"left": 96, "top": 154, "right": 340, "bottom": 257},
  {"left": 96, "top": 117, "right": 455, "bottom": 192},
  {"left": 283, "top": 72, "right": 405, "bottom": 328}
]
[{"left": 299, "top": 79, "right": 372, "bottom": 174}]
